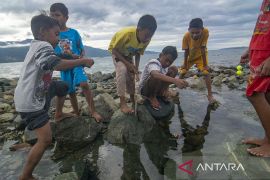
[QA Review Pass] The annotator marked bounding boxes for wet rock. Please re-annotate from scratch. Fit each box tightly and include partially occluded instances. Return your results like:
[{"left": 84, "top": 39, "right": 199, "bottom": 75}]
[
  {"left": 0, "top": 103, "right": 12, "bottom": 113},
  {"left": 212, "top": 76, "right": 223, "bottom": 86},
  {"left": 144, "top": 98, "right": 174, "bottom": 120},
  {"left": 81, "top": 93, "right": 118, "bottom": 122},
  {"left": 89, "top": 83, "right": 97, "bottom": 90},
  {"left": 223, "top": 69, "right": 235, "bottom": 75},
  {"left": 186, "top": 77, "right": 206, "bottom": 90},
  {"left": 3, "top": 94, "right": 13, "bottom": 102},
  {"left": 91, "top": 71, "right": 103, "bottom": 82},
  {"left": 54, "top": 172, "right": 79, "bottom": 180},
  {"left": 54, "top": 116, "right": 102, "bottom": 150},
  {"left": 107, "top": 105, "right": 155, "bottom": 144},
  {"left": 0, "top": 113, "right": 15, "bottom": 123}
]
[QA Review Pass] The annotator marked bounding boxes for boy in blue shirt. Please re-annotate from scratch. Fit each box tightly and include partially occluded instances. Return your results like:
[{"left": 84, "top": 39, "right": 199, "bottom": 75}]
[{"left": 50, "top": 3, "right": 102, "bottom": 122}]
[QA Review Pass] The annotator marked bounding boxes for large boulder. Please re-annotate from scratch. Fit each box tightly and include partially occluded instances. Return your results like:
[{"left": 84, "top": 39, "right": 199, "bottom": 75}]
[
  {"left": 144, "top": 98, "right": 174, "bottom": 120},
  {"left": 54, "top": 116, "right": 102, "bottom": 151},
  {"left": 107, "top": 105, "right": 156, "bottom": 145},
  {"left": 81, "top": 93, "right": 118, "bottom": 122}
]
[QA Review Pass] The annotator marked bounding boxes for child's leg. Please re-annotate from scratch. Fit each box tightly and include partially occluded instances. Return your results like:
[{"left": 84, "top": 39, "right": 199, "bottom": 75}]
[
  {"left": 19, "top": 122, "right": 52, "bottom": 180},
  {"left": 54, "top": 82, "right": 74, "bottom": 122},
  {"left": 246, "top": 92, "right": 270, "bottom": 157},
  {"left": 142, "top": 76, "right": 162, "bottom": 109},
  {"left": 80, "top": 82, "right": 103, "bottom": 122},
  {"left": 243, "top": 92, "right": 270, "bottom": 145},
  {"left": 69, "top": 93, "right": 79, "bottom": 115},
  {"left": 114, "top": 58, "right": 134, "bottom": 114}
]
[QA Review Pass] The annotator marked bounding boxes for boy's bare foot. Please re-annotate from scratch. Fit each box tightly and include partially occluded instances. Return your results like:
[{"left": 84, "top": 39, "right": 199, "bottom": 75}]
[
  {"left": 19, "top": 175, "right": 38, "bottom": 180},
  {"left": 149, "top": 97, "right": 160, "bottom": 110},
  {"left": 91, "top": 111, "right": 103, "bottom": 123},
  {"left": 9, "top": 143, "right": 31, "bottom": 151},
  {"left": 247, "top": 144, "right": 270, "bottom": 157},
  {"left": 242, "top": 137, "right": 268, "bottom": 146},
  {"left": 55, "top": 113, "right": 74, "bottom": 122},
  {"left": 120, "top": 104, "right": 134, "bottom": 114}
]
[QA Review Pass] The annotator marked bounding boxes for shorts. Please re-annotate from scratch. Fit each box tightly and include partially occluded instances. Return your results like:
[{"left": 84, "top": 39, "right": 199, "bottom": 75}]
[
  {"left": 61, "top": 66, "right": 88, "bottom": 93},
  {"left": 246, "top": 50, "right": 270, "bottom": 96},
  {"left": 179, "top": 56, "right": 209, "bottom": 75},
  {"left": 19, "top": 81, "right": 68, "bottom": 130}
]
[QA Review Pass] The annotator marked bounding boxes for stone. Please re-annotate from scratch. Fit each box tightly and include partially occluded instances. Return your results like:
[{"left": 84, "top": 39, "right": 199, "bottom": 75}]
[
  {"left": 0, "top": 113, "right": 15, "bottom": 123},
  {"left": 91, "top": 71, "right": 103, "bottom": 83},
  {"left": 54, "top": 172, "right": 79, "bottom": 180},
  {"left": 0, "top": 103, "right": 12, "bottom": 113},
  {"left": 144, "top": 98, "right": 174, "bottom": 120},
  {"left": 102, "top": 73, "right": 114, "bottom": 81}
]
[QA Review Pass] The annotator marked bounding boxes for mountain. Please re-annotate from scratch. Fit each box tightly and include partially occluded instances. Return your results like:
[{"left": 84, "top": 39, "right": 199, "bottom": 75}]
[{"left": 0, "top": 39, "right": 158, "bottom": 63}]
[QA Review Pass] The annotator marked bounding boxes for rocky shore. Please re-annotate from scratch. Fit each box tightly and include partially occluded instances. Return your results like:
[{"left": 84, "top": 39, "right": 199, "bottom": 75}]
[{"left": 0, "top": 65, "right": 250, "bottom": 179}]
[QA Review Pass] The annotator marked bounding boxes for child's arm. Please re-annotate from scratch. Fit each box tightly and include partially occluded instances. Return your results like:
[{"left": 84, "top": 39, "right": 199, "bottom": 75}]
[
  {"left": 240, "top": 48, "right": 250, "bottom": 64},
  {"left": 151, "top": 71, "right": 188, "bottom": 88},
  {"left": 257, "top": 57, "right": 270, "bottom": 76},
  {"left": 54, "top": 58, "right": 94, "bottom": 71},
  {"left": 201, "top": 47, "right": 208, "bottom": 69},
  {"left": 183, "top": 49, "right": 189, "bottom": 69},
  {"left": 112, "top": 48, "right": 137, "bottom": 73}
]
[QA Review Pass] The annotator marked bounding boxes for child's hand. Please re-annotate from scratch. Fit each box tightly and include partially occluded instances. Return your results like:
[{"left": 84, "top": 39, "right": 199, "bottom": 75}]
[
  {"left": 256, "top": 58, "right": 270, "bottom": 76},
  {"left": 240, "top": 50, "right": 249, "bottom": 64},
  {"left": 127, "top": 63, "right": 137, "bottom": 74},
  {"left": 174, "top": 79, "right": 188, "bottom": 89},
  {"left": 82, "top": 58, "right": 94, "bottom": 68},
  {"left": 72, "top": 54, "right": 81, "bottom": 59}
]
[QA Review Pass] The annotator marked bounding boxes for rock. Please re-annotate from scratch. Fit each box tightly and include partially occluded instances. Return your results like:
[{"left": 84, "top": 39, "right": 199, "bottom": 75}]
[
  {"left": 144, "top": 98, "right": 174, "bottom": 120},
  {"left": 81, "top": 93, "right": 118, "bottom": 122},
  {"left": 102, "top": 73, "right": 113, "bottom": 81},
  {"left": 212, "top": 76, "right": 223, "bottom": 86},
  {"left": 228, "top": 75, "right": 237, "bottom": 83},
  {"left": 0, "top": 113, "right": 15, "bottom": 123},
  {"left": 89, "top": 83, "right": 97, "bottom": 90},
  {"left": 54, "top": 116, "right": 102, "bottom": 151},
  {"left": 91, "top": 71, "right": 103, "bottom": 83},
  {"left": 107, "top": 105, "right": 155, "bottom": 145},
  {"left": 54, "top": 172, "right": 79, "bottom": 180},
  {"left": 3, "top": 94, "right": 13, "bottom": 101},
  {"left": 223, "top": 69, "right": 235, "bottom": 75},
  {"left": 186, "top": 77, "right": 206, "bottom": 90},
  {"left": 0, "top": 103, "right": 12, "bottom": 113},
  {"left": 13, "top": 115, "right": 26, "bottom": 131}
]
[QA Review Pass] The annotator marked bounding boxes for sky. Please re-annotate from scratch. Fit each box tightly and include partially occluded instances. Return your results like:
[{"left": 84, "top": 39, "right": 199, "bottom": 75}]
[{"left": 0, "top": 0, "right": 261, "bottom": 51}]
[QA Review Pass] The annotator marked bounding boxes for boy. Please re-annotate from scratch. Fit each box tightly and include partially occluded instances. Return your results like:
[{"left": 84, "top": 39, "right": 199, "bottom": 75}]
[
  {"left": 179, "top": 18, "right": 216, "bottom": 104},
  {"left": 50, "top": 3, "right": 102, "bottom": 122},
  {"left": 139, "top": 46, "right": 188, "bottom": 110},
  {"left": 108, "top": 15, "right": 157, "bottom": 114},
  {"left": 240, "top": 0, "right": 270, "bottom": 157},
  {"left": 14, "top": 14, "right": 94, "bottom": 180}
]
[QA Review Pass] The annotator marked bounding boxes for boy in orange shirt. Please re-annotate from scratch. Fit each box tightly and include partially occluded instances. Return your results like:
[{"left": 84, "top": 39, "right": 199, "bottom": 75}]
[{"left": 179, "top": 18, "right": 216, "bottom": 104}]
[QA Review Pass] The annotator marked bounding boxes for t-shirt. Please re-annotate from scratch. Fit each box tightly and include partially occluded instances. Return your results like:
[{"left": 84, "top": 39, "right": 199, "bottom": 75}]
[
  {"left": 55, "top": 28, "right": 84, "bottom": 56},
  {"left": 14, "top": 40, "right": 60, "bottom": 112},
  {"left": 250, "top": 0, "right": 270, "bottom": 50},
  {"left": 182, "top": 28, "right": 209, "bottom": 61},
  {"left": 139, "top": 59, "right": 167, "bottom": 91},
  {"left": 108, "top": 27, "right": 149, "bottom": 59}
]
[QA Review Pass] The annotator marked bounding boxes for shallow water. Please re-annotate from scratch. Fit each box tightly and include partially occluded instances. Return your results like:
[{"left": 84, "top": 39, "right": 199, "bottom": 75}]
[{"left": 1, "top": 85, "right": 269, "bottom": 180}]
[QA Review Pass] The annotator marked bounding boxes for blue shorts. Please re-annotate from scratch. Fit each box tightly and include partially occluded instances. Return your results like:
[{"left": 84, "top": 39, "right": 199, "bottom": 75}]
[{"left": 60, "top": 66, "right": 88, "bottom": 93}]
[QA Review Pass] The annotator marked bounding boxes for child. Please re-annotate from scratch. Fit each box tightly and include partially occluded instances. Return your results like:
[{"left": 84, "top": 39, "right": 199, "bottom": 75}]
[
  {"left": 50, "top": 3, "right": 102, "bottom": 122},
  {"left": 240, "top": 0, "right": 270, "bottom": 157},
  {"left": 139, "top": 46, "right": 188, "bottom": 110},
  {"left": 179, "top": 18, "right": 216, "bottom": 104},
  {"left": 14, "top": 14, "right": 95, "bottom": 180},
  {"left": 108, "top": 15, "right": 157, "bottom": 114}
]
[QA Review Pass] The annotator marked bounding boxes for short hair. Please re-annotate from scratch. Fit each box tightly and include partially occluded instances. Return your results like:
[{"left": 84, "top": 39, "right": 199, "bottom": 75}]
[
  {"left": 137, "top": 15, "right": 157, "bottom": 33},
  {"left": 189, "top": 18, "right": 203, "bottom": 29},
  {"left": 162, "top": 46, "right": 178, "bottom": 61},
  {"left": 50, "top": 3, "right": 69, "bottom": 17},
  {"left": 31, "top": 14, "right": 59, "bottom": 40}
]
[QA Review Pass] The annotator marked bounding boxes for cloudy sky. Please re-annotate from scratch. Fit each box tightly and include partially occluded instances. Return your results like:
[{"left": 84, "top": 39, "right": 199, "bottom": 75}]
[{"left": 0, "top": 0, "right": 261, "bottom": 51}]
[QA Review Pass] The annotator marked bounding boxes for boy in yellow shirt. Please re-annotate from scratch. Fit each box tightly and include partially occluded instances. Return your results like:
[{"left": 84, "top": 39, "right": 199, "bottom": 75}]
[
  {"left": 179, "top": 18, "right": 216, "bottom": 103},
  {"left": 108, "top": 15, "right": 157, "bottom": 113}
]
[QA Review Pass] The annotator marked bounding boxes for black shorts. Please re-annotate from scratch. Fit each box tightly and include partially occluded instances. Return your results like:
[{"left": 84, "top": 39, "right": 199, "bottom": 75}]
[{"left": 19, "top": 81, "right": 68, "bottom": 130}]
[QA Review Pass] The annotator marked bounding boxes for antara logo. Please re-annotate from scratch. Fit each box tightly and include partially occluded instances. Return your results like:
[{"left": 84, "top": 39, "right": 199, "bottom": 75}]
[{"left": 178, "top": 160, "right": 245, "bottom": 175}]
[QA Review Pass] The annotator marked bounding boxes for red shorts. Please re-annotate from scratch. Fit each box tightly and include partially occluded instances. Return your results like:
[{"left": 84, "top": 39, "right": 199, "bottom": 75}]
[{"left": 246, "top": 50, "right": 270, "bottom": 96}]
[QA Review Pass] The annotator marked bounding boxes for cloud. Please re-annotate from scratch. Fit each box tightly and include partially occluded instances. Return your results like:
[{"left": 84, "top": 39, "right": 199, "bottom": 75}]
[{"left": 0, "top": 0, "right": 261, "bottom": 50}]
